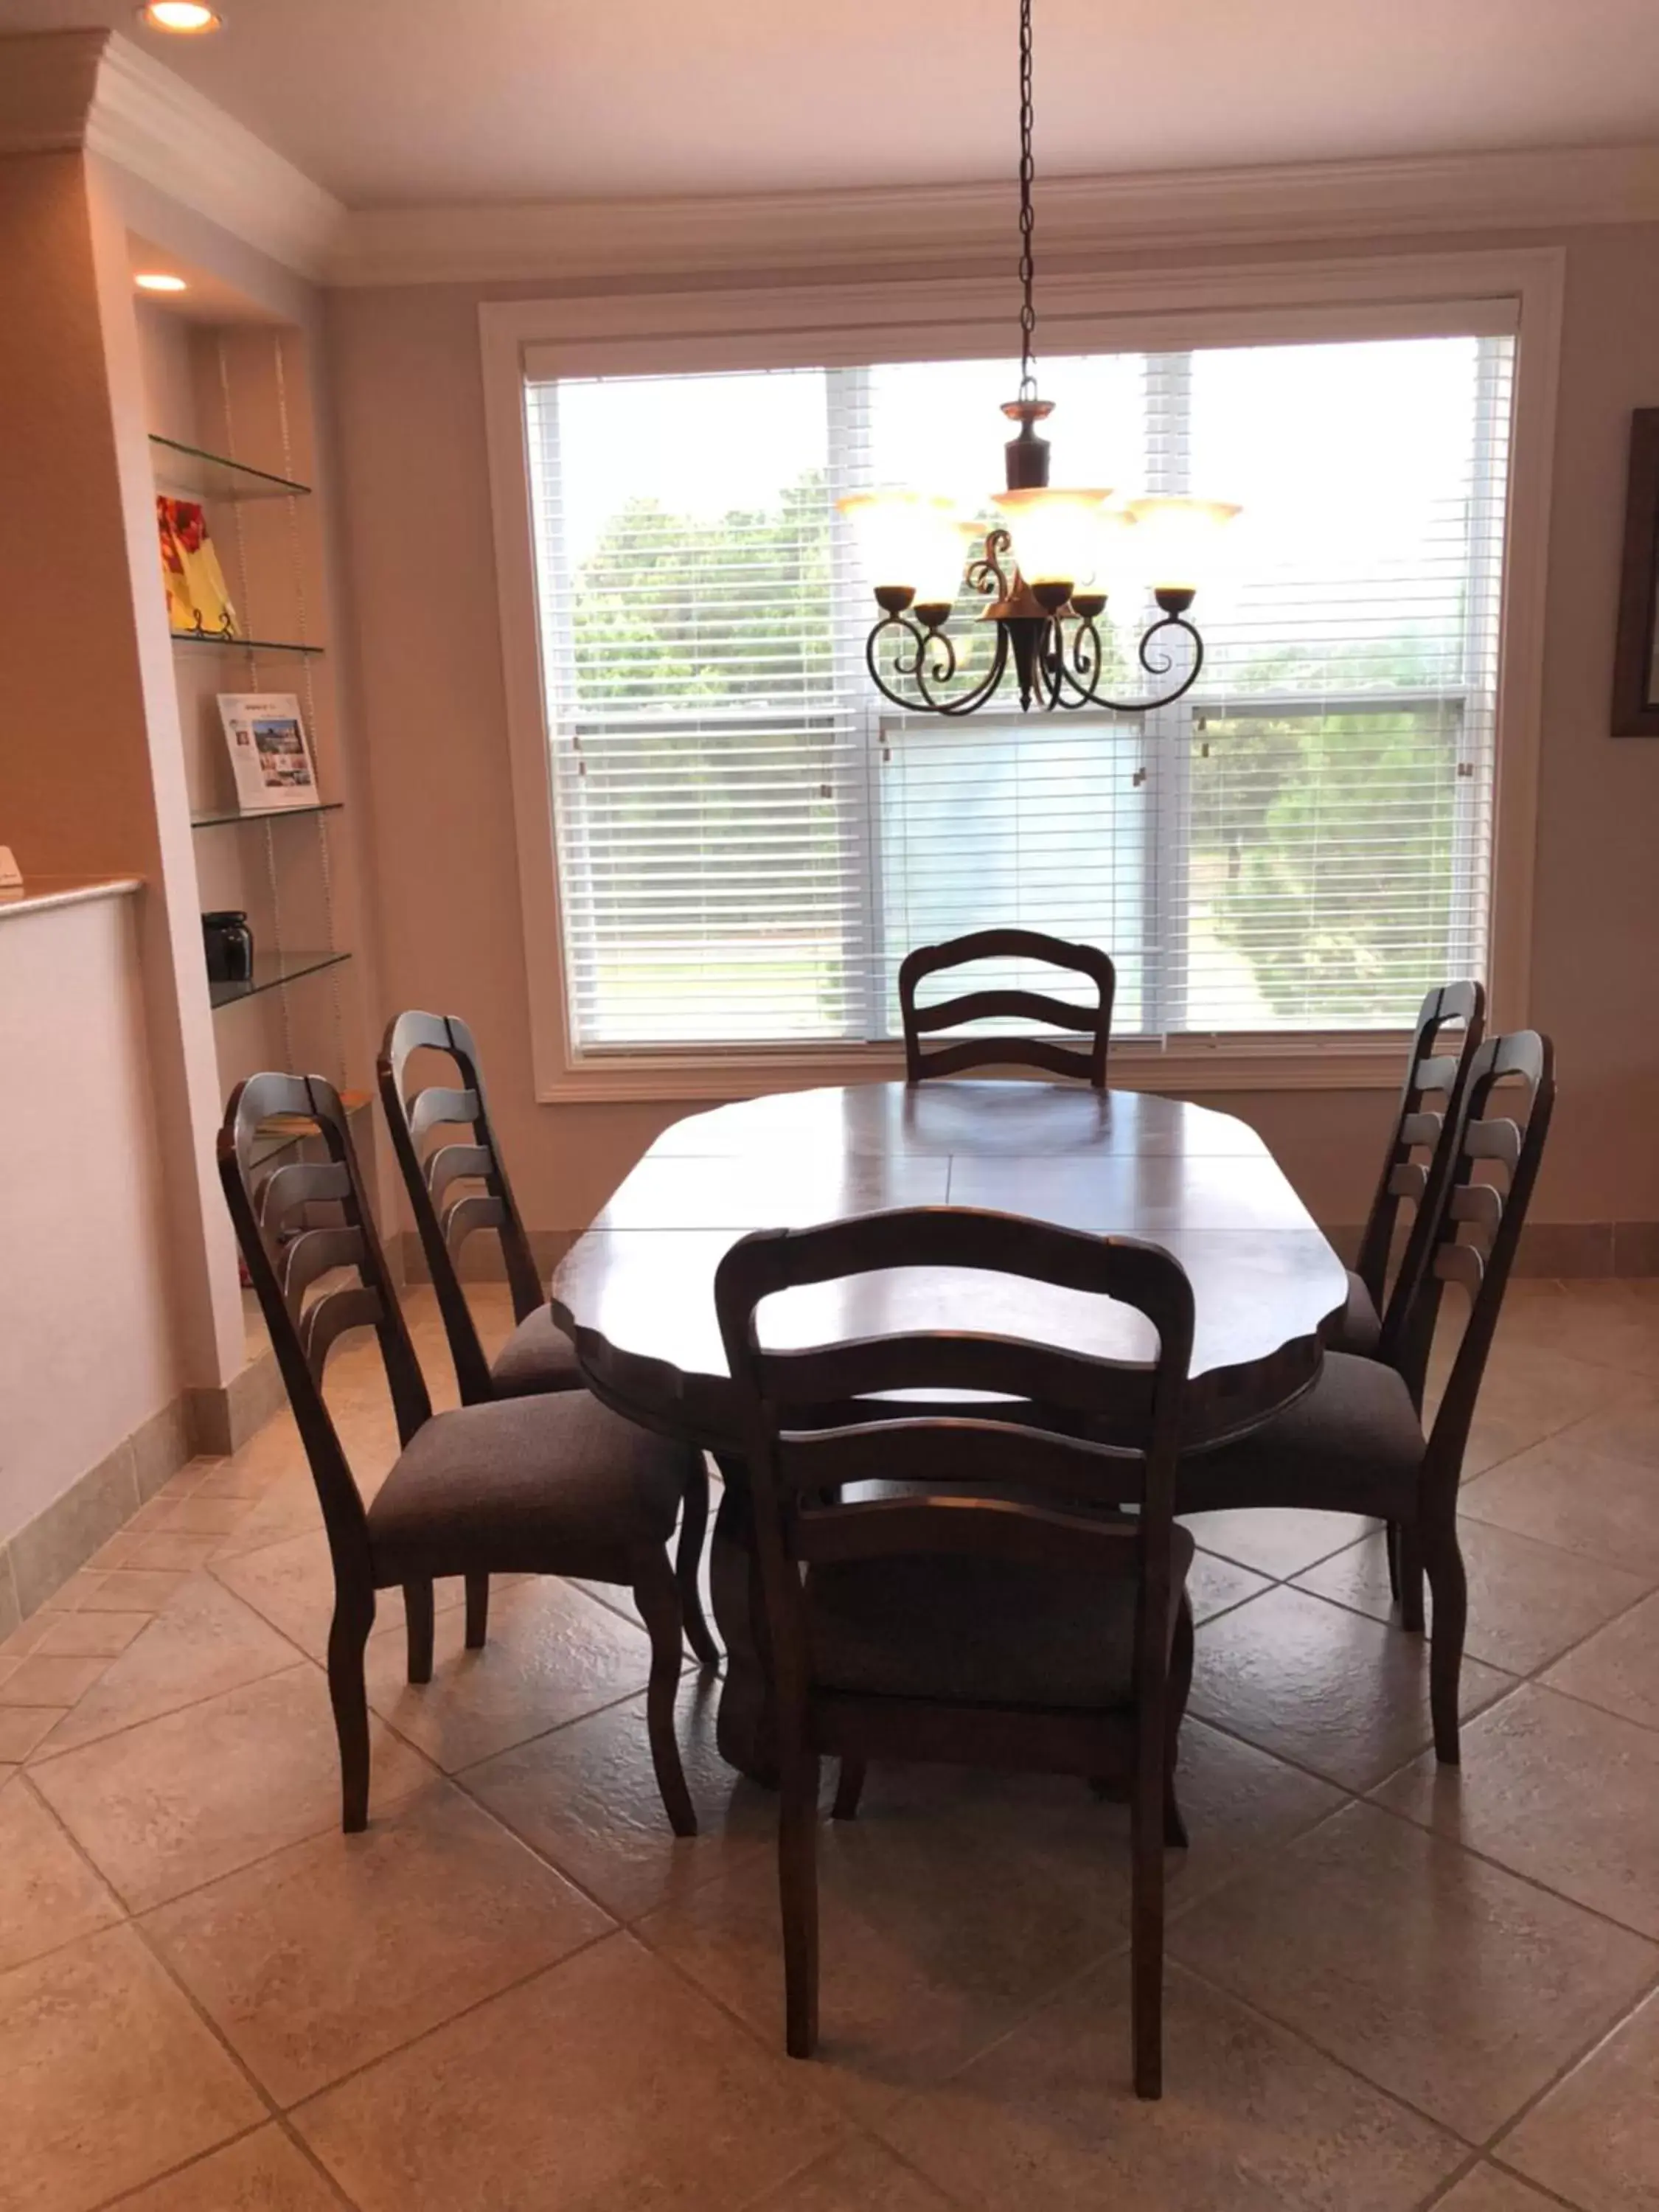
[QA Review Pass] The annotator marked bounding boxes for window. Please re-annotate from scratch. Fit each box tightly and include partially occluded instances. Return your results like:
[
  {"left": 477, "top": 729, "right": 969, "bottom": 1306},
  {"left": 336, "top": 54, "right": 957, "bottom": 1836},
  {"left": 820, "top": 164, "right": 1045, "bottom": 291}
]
[{"left": 524, "top": 330, "right": 1513, "bottom": 1057}]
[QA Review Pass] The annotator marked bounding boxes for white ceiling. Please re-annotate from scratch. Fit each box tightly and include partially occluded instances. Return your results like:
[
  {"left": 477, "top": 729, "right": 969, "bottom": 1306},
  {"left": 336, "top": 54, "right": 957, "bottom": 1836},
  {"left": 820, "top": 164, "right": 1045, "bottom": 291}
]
[{"left": 6, "top": 0, "right": 1659, "bottom": 209}]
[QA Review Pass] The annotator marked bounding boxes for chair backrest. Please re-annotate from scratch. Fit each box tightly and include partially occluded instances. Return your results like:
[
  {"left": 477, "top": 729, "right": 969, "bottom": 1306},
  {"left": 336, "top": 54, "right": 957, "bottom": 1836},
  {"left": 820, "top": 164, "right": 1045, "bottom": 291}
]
[
  {"left": 714, "top": 1206, "right": 1193, "bottom": 1722},
  {"left": 218, "top": 1074, "right": 432, "bottom": 1586},
  {"left": 1354, "top": 980, "right": 1486, "bottom": 1329},
  {"left": 897, "top": 928, "right": 1116, "bottom": 1087},
  {"left": 1387, "top": 1030, "right": 1555, "bottom": 1481},
  {"left": 378, "top": 1011, "right": 543, "bottom": 1405}
]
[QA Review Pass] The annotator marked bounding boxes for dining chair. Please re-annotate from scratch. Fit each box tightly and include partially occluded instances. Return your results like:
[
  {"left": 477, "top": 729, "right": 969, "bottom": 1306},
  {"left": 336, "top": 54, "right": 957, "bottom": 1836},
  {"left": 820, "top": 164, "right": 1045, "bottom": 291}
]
[
  {"left": 219, "top": 1071, "right": 700, "bottom": 1837},
  {"left": 714, "top": 1206, "right": 1195, "bottom": 2098},
  {"left": 897, "top": 927, "right": 1116, "bottom": 1086},
  {"left": 379, "top": 1009, "right": 718, "bottom": 1669},
  {"left": 1178, "top": 1030, "right": 1554, "bottom": 1764},
  {"left": 1334, "top": 980, "right": 1486, "bottom": 1360}
]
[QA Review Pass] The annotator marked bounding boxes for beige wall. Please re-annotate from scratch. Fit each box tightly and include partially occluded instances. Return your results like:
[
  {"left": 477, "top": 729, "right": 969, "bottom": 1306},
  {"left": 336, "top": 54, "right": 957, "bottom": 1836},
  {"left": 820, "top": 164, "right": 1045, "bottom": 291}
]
[
  {"left": 326, "top": 223, "right": 1659, "bottom": 1242},
  {"left": 0, "top": 892, "right": 177, "bottom": 1545}
]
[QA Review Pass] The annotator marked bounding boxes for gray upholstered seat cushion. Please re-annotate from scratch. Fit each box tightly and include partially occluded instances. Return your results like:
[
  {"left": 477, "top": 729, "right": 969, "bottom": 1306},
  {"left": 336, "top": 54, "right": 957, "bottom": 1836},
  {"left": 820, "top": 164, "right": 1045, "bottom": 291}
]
[
  {"left": 1178, "top": 1350, "right": 1424, "bottom": 1522},
  {"left": 489, "top": 1304, "right": 585, "bottom": 1397},
  {"left": 1328, "top": 1269, "right": 1383, "bottom": 1357},
  {"left": 367, "top": 1388, "right": 685, "bottom": 1582},
  {"left": 807, "top": 1524, "right": 1194, "bottom": 1711}
]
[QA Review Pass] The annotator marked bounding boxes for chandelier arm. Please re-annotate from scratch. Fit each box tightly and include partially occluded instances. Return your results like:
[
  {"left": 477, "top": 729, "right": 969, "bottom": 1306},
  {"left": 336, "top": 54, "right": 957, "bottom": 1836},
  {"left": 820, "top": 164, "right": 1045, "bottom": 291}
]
[
  {"left": 1042, "top": 613, "right": 1103, "bottom": 710},
  {"left": 864, "top": 616, "right": 933, "bottom": 714},
  {"left": 1070, "top": 613, "right": 1205, "bottom": 714},
  {"left": 919, "top": 622, "right": 1012, "bottom": 716},
  {"left": 967, "top": 526, "right": 1014, "bottom": 603}
]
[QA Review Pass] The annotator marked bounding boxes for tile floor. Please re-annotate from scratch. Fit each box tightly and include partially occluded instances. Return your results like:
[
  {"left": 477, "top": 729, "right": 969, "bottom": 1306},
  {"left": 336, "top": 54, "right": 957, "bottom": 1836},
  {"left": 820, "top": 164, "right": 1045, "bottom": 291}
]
[{"left": 2, "top": 1279, "right": 1658, "bottom": 2211}]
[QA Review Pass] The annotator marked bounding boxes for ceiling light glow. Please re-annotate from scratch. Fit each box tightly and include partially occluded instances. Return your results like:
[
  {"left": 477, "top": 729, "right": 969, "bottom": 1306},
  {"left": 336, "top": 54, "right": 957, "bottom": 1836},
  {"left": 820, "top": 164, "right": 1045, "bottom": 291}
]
[
  {"left": 136, "top": 3, "right": 223, "bottom": 32},
  {"left": 134, "top": 272, "right": 189, "bottom": 293}
]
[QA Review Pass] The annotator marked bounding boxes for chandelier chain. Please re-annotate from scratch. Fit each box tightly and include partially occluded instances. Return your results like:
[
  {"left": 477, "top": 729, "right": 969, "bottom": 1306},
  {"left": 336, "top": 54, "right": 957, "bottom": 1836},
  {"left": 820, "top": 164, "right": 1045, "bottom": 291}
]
[{"left": 1017, "top": 0, "right": 1037, "bottom": 401}]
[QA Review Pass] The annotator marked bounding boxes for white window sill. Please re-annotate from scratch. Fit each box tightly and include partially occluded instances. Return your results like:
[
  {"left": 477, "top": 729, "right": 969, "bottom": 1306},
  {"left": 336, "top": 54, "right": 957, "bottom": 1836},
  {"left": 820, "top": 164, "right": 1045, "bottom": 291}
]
[{"left": 533, "top": 1032, "right": 1411, "bottom": 1105}]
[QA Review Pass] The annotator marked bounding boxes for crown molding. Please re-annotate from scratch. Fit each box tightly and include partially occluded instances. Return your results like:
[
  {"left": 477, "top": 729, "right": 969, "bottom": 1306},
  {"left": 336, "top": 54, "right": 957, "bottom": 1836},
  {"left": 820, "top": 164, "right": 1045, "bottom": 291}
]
[
  {"left": 330, "top": 140, "right": 1659, "bottom": 290},
  {"left": 0, "top": 29, "right": 107, "bottom": 156},
  {"left": 88, "top": 34, "right": 344, "bottom": 279}
]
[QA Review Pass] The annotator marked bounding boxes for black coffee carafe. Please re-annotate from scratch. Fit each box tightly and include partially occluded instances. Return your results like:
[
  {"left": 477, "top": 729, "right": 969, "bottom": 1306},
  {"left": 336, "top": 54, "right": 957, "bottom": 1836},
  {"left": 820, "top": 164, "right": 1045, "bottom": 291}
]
[{"left": 202, "top": 909, "right": 254, "bottom": 984}]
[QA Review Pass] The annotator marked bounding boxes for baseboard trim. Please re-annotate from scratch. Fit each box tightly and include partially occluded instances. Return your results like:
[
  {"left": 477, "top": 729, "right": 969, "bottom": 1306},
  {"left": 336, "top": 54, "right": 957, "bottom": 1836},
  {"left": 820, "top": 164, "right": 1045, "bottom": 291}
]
[{"left": 0, "top": 1392, "right": 193, "bottom": 1631}]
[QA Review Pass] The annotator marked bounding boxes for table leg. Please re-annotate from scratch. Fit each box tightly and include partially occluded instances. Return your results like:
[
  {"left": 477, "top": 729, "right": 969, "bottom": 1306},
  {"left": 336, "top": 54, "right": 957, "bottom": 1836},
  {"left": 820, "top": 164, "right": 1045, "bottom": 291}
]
[{"left": 709, "top": 1455, "right": 779, "bottom": 1787}]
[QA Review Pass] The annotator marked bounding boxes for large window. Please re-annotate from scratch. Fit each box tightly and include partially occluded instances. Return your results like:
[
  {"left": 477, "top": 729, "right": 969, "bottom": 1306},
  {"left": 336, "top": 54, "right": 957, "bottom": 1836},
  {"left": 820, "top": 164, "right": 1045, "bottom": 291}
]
[{"left": 524, "top": 332, "right": 1512, "bottom": 1055}]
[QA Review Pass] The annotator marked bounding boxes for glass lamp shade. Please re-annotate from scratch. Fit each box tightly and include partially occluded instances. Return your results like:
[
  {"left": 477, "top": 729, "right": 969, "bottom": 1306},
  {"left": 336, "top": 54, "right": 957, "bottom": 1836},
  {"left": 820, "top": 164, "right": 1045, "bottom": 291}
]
[
  {"left": 1121, "top": 495, "right": 1242, "bottom": 592},
  {"left": 990, "top": 487, "right": 1113, "bottom": 592},
  {"left": 838, "top": 491, "right": 968, "bottom": 606}
]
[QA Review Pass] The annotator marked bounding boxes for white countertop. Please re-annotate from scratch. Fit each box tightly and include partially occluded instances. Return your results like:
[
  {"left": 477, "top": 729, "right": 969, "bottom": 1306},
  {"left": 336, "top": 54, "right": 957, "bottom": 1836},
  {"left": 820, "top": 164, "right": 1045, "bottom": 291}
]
[{"left": 0, "top": 874, "right": 144, "bottom": 922}]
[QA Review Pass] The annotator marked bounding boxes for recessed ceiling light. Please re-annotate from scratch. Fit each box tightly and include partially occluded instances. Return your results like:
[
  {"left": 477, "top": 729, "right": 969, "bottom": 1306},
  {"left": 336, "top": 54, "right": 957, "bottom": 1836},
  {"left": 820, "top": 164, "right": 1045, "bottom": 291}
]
[
  {"left": 134, "top": 272, "right": 189, "bottom": 293},
  {"left": 136, "top": 3, "right": 223, "bottom": 32}
]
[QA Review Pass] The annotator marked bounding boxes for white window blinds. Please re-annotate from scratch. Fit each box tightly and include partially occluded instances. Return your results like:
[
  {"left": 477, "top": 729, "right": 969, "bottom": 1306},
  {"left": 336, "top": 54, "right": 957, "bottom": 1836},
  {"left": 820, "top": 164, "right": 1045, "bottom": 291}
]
[{"left": 524, "top": 328, "right": 1513, "bottom": 1054}]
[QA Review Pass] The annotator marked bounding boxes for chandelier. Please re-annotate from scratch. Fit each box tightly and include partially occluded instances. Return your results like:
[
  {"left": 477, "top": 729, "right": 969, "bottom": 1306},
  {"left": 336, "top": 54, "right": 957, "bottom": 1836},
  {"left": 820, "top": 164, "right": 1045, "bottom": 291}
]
[{"left": 839, "top": 0, "right": 1239, "bottom": 717}]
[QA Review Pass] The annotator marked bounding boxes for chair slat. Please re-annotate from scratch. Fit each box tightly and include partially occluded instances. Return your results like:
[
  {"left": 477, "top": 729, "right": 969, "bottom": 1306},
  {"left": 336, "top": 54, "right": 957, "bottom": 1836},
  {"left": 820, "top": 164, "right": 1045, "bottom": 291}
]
[
  {"left": 441, "top": 1191, "right": 507, "bottom": 1251},
  {"left": 408, "top": 1085, "right": 480, "bottom": 1144},
  {"left": 776, "top": 1415, "right": 1148, "bottom": 1500},
  {"left": 1434, "top": 1242, "right": 1486, "bottom": 1290},
  {"left": 897, "top": 928, "right": 1116, "bottom": 1088},
  {"left": 427, "top": 1141, "right": 493, "bottom": 1206},
  {"left": 1465, "top": 1117, "right": 1523, "bottom": 1169},
  {"left": 299, "top": 1285, "right": 384, "bottom": 1380},
  {"left": 911, "top": 988, "right": 1096, "bottom": 1036},
  {"left": 1414, "top": 1051, "right": 1461, "bottom": 1093},
  {"left": 1388, "top": 1163, "right": 1428, "bottom": 1202},
  {"left": 1399, "top": 1111, "right": 1443, "bottom": 1148},
  {"left": 796, "top": 1493, "right": 1144, "bottom": 1572},
  {"left": 283, "top": 1225, "right": 366, "bottom": 1307},
  {"left": 257, "top": 1160, "right": 350, "bottom": 1233},
  {"left": 1448, "top": 1185, "right": 1504, "bottom": 1239}
]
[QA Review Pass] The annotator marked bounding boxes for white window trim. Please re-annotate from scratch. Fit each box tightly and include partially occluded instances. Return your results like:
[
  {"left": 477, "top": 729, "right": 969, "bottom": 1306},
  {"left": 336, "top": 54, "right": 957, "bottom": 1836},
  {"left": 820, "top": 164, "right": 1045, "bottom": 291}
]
[{"left": 479, "top": 244, "right": 1562, "bottom": 1105}]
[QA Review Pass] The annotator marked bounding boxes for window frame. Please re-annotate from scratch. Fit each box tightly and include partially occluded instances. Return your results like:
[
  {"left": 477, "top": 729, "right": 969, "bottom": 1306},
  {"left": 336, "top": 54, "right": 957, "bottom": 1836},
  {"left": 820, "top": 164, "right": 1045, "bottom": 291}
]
[{"left": 480, "top": 246, "right": 1562, "bottom": 1103}]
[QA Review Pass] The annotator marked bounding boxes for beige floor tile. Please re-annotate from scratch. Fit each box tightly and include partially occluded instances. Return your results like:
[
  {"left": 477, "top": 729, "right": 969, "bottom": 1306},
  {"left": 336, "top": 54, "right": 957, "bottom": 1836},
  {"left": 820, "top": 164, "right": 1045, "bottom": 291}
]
[
  {"left": 30, "top": 1573, "right": 301, "bottom": 1760},
  {"left": 1180, "top": 1508, "right": 1377, "bottom": 1580},
  {"left": 32, "top": 1610, "right": 150, "bottom": 1658},
  {"left": 364, "top": 1575, "right": 653, "bottom": 1772},
  {"left": 207, "top": 1472, "right": 325, "bottom": 1559},
  {"left": 41, "top": 1570, "right": 108, "bottom": 1611},
  {"left": 0, "top": 1705, "right": 66, "bottom": 1761},
  {"left": 1452, "top": 1349, "right": 1649, "bottom": 1479},
  {"left": 188, "top": 1459, "right": 293, "bottom": 1502},
  {"left": 748, "top": 2138, "right": 957, "bottom": 2210},
  {"left": 119, "top": 1533, "right": 226, "bottom": 1573},
  {"left": 1498, "top": 1985, "right": 1659, "bottom": 2211},
  {"left": 460, "top": 1666, "right": 774, "bottom": 1922},
  {"left": 1461, "top": 1440, "right": 1659, "bottom": 1576},
  {"left": 1543, "top": 1590, "right": 1659, "bottom": 1732},
  {"left": 0, "top": 1922, "right": 264, "bottom": 2212},
  {"left": 1294, "top": 1523, "right": 1655, "bottom": 1675},
  {"left": 1190, "top": 1586, "right": 1514, "bottom": 1791},
  {"left": 1374, "top": 1684, "right": 1659, "bottom": 1938},
  {"left": 0, "top": 1613, "right": 55, "bottom": 1656},
  {"left": 1187, "top": 1548, "right": 1273, "bottom": 1623},
  {"left": 294, "top": 1932, "right": 845, "bottom": 2212},
  {"left": 111, "top": 2126, "right": 344, "bottom": 2211},
  {"left": 144, "top": 1780, "right": 613, "bottom": 2105},
  {"left": 875, "top": 1960, "right": 1461, "bottom": 2211},
  {"left": 0, "top": 1654, "right": 111, "bottom": 1707},
  {"left": 1438, "top": 2164, "right": 1582, "bottom": 2211},
  {"left": 29, "top": 1663, "right": 434, "bottom": 1912},
  {"left": 144, "top": 1495, "right": 262, "bottom": 1537},
  {"left": 638, "top": 1721, "right": 1342, "bottom": 2121},
  {"left": 211, "top": 1528, "right": 459, "bottom": 1664},
  {"left": 1491, "top": 1285, "right": 1659, "bottom": 1381},
  {"left": 1169, "top": 1801, "right": 1657, "bottom": 2140},
  {"left": 0, "top": 1773, "right": 122, "bottom": 1972},
  {"left": 77, "top": 1568, "right": 189, "bottom": 1612}
]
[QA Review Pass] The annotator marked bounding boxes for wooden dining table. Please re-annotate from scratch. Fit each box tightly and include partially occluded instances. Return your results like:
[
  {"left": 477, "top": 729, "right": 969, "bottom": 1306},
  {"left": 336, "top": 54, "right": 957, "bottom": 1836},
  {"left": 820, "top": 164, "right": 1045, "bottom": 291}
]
[{"left": 550, "top": 1079, "right": 1349, "bottom": 1781}]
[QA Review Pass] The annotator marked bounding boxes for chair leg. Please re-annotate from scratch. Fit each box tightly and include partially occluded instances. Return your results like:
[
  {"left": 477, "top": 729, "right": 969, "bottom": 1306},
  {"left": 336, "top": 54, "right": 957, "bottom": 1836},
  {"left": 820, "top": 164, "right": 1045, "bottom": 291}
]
[
  {"left": 1132, "top": 1707, "right": 1167, "bottom": 2099},
  {"left": 1424, "top": 1524, "right": 1468, "bottom": 1766},
  {"left": 779, "top": 1750, "right": 821, "bottom": 2059},
  {"left": 1164, "top": 1593, "right": 1195, "bottom": 1851},
  {"left": 1385, "top": 1520, "right": 1402, "bottom": 1601},
  {"left": 675, "top": 1453, "right": 721, "bottom": 1669},
  {"left": 1397, "top": 1524, "right": 1426, "bottom": 1633},
  {"left": 631, "top": 1551, "right": 698, "bottom": 1837},
  {"left": 831, "top": 1756, "right": 866, "bottom": 1821},
  {"left": 403, "top": 1580, "right": 434, "bottom": 1685},
  {"left": 465, "top": 1573, "right": 490, "bottom": 1651},
  {"left": 327, "top": 1593, "right": 375, "bottom": 1834}
]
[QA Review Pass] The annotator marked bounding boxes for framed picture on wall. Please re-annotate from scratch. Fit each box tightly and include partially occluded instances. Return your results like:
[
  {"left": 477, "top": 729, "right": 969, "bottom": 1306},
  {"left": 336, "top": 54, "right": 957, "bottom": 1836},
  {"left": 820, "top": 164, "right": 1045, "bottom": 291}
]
[
  {"left": 218, "top": 693, "right": 320, "bottom": 811},
  {"left": 1612, "top": 409, "right": 1659, "bottom": 737}
]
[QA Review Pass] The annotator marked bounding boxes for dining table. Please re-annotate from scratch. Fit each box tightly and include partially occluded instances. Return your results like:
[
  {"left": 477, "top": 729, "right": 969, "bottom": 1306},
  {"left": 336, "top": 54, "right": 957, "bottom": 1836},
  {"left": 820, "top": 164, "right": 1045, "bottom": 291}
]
[{"left": 549, "top": 1078, "right": 1350, "bottom": 1782}]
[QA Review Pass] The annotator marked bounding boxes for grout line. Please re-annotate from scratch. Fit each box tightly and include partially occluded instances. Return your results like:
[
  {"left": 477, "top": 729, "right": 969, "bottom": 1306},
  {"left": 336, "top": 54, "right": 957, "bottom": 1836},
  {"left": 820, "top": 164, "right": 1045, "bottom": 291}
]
[
  {"left": 1472, "top": 1957, "right": 1659, "bottom": 2165},
  {"left": 24, "top": 1651, "right": 316, "bottom": 1772},
  {"left": 86, "top": 2121, "right": 276, "bottom": 2212}
]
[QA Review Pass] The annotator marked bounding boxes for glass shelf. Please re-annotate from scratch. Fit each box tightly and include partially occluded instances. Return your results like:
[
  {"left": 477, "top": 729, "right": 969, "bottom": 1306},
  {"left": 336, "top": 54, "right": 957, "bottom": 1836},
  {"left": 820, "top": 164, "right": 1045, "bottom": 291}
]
[
  {"left": 191, "top": 801, "right": 343, "bottom": 830},
  {"left": 209, "top": 947, "right": 350, "bottom": 1012},
  {"left": 170, "top": 630, "right": 324, "bottom": 658},
  {"left": 150, "top": 434, "right": 311, "bottom": 501}
]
